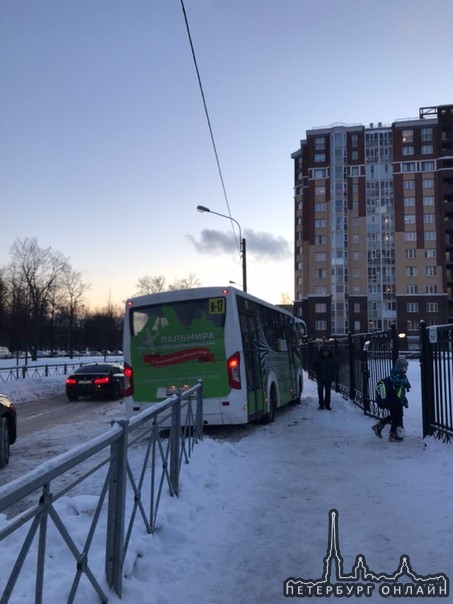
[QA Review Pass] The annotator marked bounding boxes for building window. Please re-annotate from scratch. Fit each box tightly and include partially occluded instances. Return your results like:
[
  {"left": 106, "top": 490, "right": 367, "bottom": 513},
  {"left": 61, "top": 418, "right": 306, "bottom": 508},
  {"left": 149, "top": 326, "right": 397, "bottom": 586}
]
[
  {"left": 406, "top": 320, "right": 418, "bottom": 331},
  {"left": 402, "top": 162, "right": 416, "bottom": 172},
  {"left": 314, "top": 286, "right": 327, "bottom": 294},
  {"left": 315, "top": 202, "right": 326, "bottom": 212},
  {"left": 403, "top": 179, "right": 415, "bottom": 190},
  {"left": 315, "top": 235, "right": 326, "bottom": 245},
  {"left": 405, "top": 249, "right": 416, "bottom": 258},
  {"left": 423, "top": 196, "right": 435, "bottom": 206},
  {"left": 352, "top": 150, "right": 358, "bottom": 160},
  {"left": 314, "top": 153, "right": 326, "bottom": 163},
  {"left": 315, "top": 252, "right": 326, "bottom": 261},
  {"left": 352, "top": 251, "right": 359, "bottom": 261},
  {"left": 421, "top": 146, "right": 434, "bottom": 156},
  {"left": 426, "top": 285, "right": 438, "bottom": 294},
  {"left": 315, "top": 303, "right": 327, "bottom": 312},
  {"left": 314, "top": 137, "right": 326, "bottom": 150},
  {"left": 406, "top": 284, "right": 417, "bottom": 294},
  {"left": 427, "top": 302, "right": 439, "bottom": 312},
  {"left": 402, "top": 146, "right": 414, "bottom": 156},
  {"left": 315, "top": 219, "right": 326, "bottom": 228},
  {"left": 313, "top": 168, "right": 327, "bottom": 179},
  {"left": 404, "top": 232, "right": 417, "bottom": 241},
  {"left": 426, "top": 266, "right": 437, "bottom": 276},
  {"left": 402, "top": 129, "right": 414, "bottom": 143},
  {"left": 315, "top": 320, "right": 327, "bottom": 331},
  {"left": 424, "top": 213, "right": 435, "bottom": 224},
  {"left": 351, "top": 166, "right": 360, "bottom": 176},
  {"left": 421, "top": 127, "right": 433, "bottom": 142},
  {"left": 424, "top": 231, "right": 436, "bottom": 241},
  {"left": 423, "top": 178, "right": 435, "bottom": 189},
  {"left": 315, "top": 269, "right": 326, "bottom": 279},
  {"left": 407, "top": 303, "right": 419, "bottom": 312},
  {"left": 352, "top": 234, "right": 359, "bottom": 244},
  {"left": 404, "top": 197, "right": 416, "bottom": 207},
  {"left": 315, "top": 186, "right": 326, "bottom": 196},
  {"left": 404, "top": 214, "right": 416, "bottom": 224},
  {"left": 406, "top": 267, "right": 417, "bottom": 277},
  {"left": 425, "top": 249, "right": 436, "bottom": 258},
  {"left": 352, "top": 134, "right": 359, "bottom": 148}
]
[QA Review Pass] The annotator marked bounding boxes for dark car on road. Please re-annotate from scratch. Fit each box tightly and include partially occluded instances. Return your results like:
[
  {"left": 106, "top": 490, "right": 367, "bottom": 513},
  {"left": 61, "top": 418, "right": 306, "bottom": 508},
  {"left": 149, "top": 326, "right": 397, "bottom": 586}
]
[
  {"left": 65, "top": 363, "right": 125, "bottom": 401},
  {"left": 0, "top": 393, "right": 17, "bottom": 468}
]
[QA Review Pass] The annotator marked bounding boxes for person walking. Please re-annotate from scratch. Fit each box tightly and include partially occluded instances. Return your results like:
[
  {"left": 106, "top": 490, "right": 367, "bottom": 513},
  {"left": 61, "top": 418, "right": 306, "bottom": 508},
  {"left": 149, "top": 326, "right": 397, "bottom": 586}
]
[
  {"left": 372, "top": 357, "right": 411, "bottom": 442},
  {"left": 313, "top": 345, "right": 339, "bottom": 410}
]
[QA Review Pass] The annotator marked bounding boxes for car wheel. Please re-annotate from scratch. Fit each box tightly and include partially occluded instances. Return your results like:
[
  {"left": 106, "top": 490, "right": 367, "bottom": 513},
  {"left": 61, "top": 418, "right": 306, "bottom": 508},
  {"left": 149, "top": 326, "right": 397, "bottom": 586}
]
[{"left": 0, "top": 417, "right": 10, "bottom": 468}]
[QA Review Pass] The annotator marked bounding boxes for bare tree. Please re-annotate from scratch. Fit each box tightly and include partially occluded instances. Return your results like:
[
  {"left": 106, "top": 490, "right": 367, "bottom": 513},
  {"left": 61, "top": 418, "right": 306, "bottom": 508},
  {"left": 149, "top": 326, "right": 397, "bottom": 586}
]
[
  {"left": 61, "top": 266, "right": 91, "bottom": 357},
  {"left": 168, "top": 273, "right": 201, "bottom": 291},
  {"left": 135, "top": 275, "right": 166, "bottom": 295},
  {"left": 9, "top": 237, "right": 68, "bottom": 359}
]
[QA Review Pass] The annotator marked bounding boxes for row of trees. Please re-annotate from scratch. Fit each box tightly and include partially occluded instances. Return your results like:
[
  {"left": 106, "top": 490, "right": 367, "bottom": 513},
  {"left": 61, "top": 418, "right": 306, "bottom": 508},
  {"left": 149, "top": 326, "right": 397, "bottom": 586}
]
[
  {"left": 0, "top": 238, "right": 204, "bottom": 360},
  {"left": 0, "top": 238, "right": 122, "bottom": 359}
]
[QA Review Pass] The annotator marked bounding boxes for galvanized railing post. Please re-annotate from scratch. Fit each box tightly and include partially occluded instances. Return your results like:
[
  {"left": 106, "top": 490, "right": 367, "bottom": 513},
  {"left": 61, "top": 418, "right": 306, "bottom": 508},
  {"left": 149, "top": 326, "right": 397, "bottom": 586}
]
[
  {"left": 105, "top": 418, "right": 129, "bottom": 597},
  {"left": 195, "top": 380, "right": 203, "bottom": 441},
  {"left": 170, "top": 393, "right": 181, "bottom": 497}
]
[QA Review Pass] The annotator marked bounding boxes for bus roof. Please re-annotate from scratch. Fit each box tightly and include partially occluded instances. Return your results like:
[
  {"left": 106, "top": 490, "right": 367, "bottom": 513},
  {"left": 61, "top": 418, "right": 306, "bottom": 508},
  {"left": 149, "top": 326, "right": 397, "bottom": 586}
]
[{"left": 126, "top": 286, "right": 296, "bottom": 319}]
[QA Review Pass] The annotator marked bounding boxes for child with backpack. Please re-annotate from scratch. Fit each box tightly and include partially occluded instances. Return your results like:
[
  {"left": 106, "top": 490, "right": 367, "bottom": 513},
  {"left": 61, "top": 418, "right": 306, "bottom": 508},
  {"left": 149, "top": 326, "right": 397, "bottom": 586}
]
[{"left": 372, "top": 357, "right": 411, "bottom": 442}]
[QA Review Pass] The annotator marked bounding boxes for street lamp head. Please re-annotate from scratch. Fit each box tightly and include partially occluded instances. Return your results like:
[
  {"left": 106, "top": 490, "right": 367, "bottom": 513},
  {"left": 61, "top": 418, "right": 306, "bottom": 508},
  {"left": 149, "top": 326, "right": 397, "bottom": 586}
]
[{"left": 196, "top": 205, "right": 211, "bottom": 213}]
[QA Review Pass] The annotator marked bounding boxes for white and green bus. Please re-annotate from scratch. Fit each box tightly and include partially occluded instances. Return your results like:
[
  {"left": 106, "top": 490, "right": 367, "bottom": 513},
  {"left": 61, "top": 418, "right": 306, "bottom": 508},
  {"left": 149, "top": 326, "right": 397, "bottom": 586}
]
[{"left": 123, "top": 286, "right": 305, "bottom": 425}]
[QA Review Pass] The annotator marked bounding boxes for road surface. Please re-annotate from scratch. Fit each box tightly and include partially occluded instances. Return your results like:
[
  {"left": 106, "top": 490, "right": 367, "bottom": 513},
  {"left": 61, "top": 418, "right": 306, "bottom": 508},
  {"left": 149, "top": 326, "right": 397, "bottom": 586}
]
[{"left": 0, "top": 393, "right": 126, "bottom": 487}]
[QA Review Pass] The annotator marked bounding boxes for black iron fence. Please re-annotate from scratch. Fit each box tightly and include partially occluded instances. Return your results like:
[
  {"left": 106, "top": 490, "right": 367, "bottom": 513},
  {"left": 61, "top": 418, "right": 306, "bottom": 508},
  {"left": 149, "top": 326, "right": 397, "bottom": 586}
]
[
  {"left": 300, "top": 326, "right": 400, "bottom": 420},
  {"left": 420, "top": 321, "right": 453, "bottom": 442}
]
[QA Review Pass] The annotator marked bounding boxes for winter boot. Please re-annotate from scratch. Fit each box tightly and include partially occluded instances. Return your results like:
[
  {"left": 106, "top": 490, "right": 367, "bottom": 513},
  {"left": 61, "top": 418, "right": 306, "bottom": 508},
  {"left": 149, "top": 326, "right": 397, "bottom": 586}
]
[
  {"left": 372, "top": 423, "right": 383, "bottom": 439},
  {"left": 389, "top": 431, "right": 404, "bottom": 442}
]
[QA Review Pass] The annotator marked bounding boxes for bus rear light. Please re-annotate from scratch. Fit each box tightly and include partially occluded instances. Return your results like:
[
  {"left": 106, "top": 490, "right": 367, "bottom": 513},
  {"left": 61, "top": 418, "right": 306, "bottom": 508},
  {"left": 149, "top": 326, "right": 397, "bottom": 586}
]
[
  {"left": 124, "top": 363, "right": 133, "bottom": 397},
  {"left": 227, "top": 352, "right": 241, "bottom": 389}
]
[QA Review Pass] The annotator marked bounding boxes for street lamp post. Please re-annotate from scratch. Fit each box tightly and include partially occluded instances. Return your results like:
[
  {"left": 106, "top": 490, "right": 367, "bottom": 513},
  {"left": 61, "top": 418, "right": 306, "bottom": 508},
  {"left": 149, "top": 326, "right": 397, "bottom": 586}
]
[{"left": 197, "top": 205, "right": 247, "bottom": 292}]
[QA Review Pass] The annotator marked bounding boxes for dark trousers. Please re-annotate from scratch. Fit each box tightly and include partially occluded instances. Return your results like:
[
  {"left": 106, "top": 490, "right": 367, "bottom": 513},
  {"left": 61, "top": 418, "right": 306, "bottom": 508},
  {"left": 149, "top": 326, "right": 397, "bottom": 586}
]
[
  {"left": 317, "top": 381, "right": 332, "bottom": 409},
  {"left": 380, "top": 402, "right": 403, "bottom": 433}
]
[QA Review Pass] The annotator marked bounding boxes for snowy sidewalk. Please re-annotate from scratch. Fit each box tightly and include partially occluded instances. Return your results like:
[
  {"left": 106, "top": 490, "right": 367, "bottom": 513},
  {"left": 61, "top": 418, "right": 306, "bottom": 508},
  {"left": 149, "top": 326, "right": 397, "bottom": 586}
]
[{"left": 112, "top": 363, "right": 453, "bottom": 604}]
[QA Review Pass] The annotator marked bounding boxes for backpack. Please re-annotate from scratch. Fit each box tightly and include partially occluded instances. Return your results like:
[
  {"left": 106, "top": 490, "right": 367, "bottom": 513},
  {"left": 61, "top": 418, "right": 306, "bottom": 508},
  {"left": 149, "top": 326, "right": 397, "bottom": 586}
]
[{"left": 374, "top": 376, "right": 395, "bottom": 409}]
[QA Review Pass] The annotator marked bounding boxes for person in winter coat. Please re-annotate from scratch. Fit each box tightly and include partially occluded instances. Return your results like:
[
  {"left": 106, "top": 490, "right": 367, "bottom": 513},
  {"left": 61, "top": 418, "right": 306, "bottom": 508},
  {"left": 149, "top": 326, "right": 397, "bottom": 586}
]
[
  {"left": 372, "top": 357, "right": 411, "bottom": 442},
  {"left": 312, "top": 345, "right": 339, "bottom": 410}
]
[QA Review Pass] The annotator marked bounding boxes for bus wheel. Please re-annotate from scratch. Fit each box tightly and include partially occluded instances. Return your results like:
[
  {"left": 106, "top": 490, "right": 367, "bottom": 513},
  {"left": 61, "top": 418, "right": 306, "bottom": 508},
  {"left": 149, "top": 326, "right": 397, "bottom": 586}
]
[{"left": 263, "top": 386, "right": 277, "bottom": 423}]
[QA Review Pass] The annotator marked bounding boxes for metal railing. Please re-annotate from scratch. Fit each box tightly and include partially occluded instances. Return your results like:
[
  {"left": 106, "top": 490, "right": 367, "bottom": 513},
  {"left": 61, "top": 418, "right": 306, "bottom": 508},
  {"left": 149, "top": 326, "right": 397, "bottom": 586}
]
[
  {"left": 420, "top": 321, "right": 453, "bottom": 441},
  {"left": 0, "top": 381, "right": 203, "bottom": 603},
  {"left": 300, "top": 326, "right": 399, "bottom": 419},
  {"left": 0, "top": 362, "right": 87, "bottom": 382}
]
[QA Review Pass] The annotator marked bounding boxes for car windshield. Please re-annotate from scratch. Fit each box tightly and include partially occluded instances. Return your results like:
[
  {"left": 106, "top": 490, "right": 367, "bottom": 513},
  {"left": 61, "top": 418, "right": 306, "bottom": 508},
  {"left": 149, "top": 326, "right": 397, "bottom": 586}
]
[{"left": 75, "top": 364, "right": 112, "bottom": 374}]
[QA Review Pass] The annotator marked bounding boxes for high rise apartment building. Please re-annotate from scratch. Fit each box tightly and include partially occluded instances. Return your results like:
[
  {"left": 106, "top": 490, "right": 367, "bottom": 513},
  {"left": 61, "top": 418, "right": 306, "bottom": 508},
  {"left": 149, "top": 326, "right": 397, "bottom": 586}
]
[{"left": 292, "top": 104, "right": 453, "bottom": 340}]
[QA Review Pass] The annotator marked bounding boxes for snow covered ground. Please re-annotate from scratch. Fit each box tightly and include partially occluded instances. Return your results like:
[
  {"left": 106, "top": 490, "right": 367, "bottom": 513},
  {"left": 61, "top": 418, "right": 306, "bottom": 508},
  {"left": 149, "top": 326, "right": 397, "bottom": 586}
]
[{"left": 1, "top": 360, "right": 453, "bottom": 603}]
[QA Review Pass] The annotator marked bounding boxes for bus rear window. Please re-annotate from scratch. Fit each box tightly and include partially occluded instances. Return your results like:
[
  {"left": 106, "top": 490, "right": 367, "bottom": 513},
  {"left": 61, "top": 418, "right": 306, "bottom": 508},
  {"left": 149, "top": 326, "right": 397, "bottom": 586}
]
[{"left": 131, "top": 299, "right": 226, "bottom": 337}]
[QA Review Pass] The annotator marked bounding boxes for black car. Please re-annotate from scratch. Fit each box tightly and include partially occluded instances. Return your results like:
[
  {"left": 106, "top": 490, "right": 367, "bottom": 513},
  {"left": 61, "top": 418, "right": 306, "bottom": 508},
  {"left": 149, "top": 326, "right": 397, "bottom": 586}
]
[
  {"left": 65, "top": 363, "right": 125, "bottom": 401},
  {"left": 0, "top": 393, "right": 17, "bottom": 468}
]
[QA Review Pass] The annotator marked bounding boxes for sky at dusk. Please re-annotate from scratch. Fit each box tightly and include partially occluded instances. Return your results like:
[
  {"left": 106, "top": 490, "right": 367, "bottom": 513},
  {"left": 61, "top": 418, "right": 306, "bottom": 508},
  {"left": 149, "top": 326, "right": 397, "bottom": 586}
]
[{"left": 2, "top": 0, "right": 453, "bottom": 310}]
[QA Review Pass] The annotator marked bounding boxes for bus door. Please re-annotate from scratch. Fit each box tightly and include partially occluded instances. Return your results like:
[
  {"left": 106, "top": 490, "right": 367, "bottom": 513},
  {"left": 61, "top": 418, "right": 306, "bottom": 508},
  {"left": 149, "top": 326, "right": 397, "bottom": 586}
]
[{"left": 239, "top": 310, "right": 265, "bottom": 420}]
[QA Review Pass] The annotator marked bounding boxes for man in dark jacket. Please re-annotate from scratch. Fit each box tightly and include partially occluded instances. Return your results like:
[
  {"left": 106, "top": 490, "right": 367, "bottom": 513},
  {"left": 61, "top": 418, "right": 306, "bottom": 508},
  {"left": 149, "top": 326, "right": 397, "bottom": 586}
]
[{"left": 313, "top": 346, "right": 339, "bottom": 410}]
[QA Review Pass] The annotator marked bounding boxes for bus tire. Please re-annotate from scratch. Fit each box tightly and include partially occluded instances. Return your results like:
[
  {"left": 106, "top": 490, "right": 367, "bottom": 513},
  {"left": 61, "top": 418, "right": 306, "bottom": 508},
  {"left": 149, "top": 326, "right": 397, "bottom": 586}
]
[{"left": 263, "top": 385, "right": 277, "bottom": 423}]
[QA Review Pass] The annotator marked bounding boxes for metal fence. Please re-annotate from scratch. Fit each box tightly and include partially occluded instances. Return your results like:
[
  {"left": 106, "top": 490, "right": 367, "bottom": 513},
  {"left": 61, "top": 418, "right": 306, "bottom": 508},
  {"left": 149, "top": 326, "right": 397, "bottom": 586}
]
[
  {"left": 0, "top": 382, "right": 203, "bottom": 603},
  {"left": 0, "top": 361, "right": 95, "bottom": 382},
  {"left": 300, "top": 326, "right": 400, "bottom": 419},
  {"left": 420, "top": 321, "right": 453, "bottom": 442}
]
